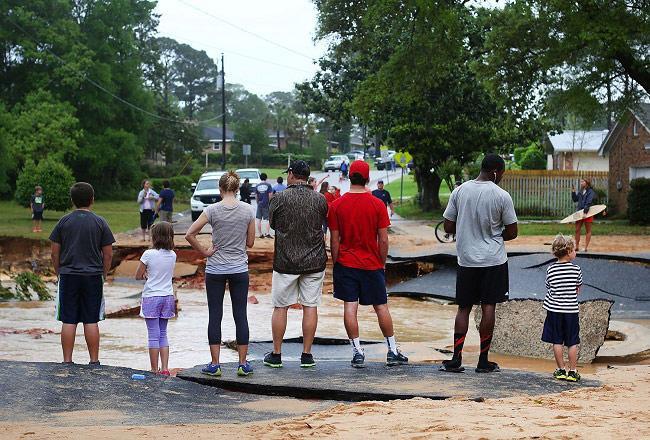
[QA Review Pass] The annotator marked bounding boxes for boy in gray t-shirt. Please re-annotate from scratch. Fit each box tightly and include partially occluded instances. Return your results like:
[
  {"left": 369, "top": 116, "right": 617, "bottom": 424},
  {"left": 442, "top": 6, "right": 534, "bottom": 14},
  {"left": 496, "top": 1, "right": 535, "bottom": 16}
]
[{"left": 440, "top": 154, "right": 518, "bottom": 374}]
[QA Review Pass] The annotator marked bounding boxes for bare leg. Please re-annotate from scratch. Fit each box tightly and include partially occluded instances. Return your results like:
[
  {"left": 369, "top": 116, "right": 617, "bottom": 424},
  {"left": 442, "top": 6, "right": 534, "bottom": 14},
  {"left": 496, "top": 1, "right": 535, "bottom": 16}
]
[
  {"left": 553, "top": 344, "right": 565, "bottom": 369},
  {"left": 584, "top": 222, "right": 592, "bottom": 251},
  {"left": 343, "top": 301, "right": 359, "bottom": 339},
  {"left": 574, "top": 222, "right": 581, "bottom": 250},
  {"left": 271, "top": 307, "right": 288, "bottom": 354},
  {"left": 61, "top": 323, "right": 77, "bottom": 362},
  {"left": 478, "top": 304, "right": 496, "bottom": 366},
  {"left": 159, "top": 347, "right": 169, "bottom": 371},
  {"left": 567, "top": 345, "right": 579, "bottom": 370},
  {"left": 453, "top": 306, "right": 472, "bottom": 336},
  {"left": 302, "top": 306, "right": 318, "bottom": 354},
  {"left": 237, "top": 344, "right": 248, "bottom": 364},
  {"left": 373, "top": 304, "right": 394, "bottom": 337},
  {"left": 209, "top": 344, "right": 221, "bottom": 365},
  {"left": 148, "top": 348, "right": 160, "bottom": 371},
  {"left": 83, "top": 323, "right": 100, "bottom": 363},
  {"left": 256, "top": 219, "right": 262, "bottom": 236},
  {"left": 141, "top": 228, "right": 146, "bottom": 241}
]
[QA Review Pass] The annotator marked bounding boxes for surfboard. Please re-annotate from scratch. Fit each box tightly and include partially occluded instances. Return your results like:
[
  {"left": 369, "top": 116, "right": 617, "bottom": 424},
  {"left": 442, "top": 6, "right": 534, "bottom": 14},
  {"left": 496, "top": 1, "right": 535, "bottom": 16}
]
[{"left": 560, "top": 204, "right": 607, "bottom": 224}]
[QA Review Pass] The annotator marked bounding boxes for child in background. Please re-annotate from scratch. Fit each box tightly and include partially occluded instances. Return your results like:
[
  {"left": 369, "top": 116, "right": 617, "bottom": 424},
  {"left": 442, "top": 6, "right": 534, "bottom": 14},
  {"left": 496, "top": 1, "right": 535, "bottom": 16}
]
[
  {"left": 541, "top": 234, "right": 583, "bottom": 382},
  {"left": 135, "top": 221, "right": 176, "bottom": 375},
  {"left": 31, "top": 185, "right": 45, "bottom": 233}
]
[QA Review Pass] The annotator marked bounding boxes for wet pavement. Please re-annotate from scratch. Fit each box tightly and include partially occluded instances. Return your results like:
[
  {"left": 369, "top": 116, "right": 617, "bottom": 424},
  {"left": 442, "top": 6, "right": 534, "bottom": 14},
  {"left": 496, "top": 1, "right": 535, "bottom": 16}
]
[
  {"left": 178, "top": 360, "right": 601, "bottom": 402},
  {"left": 0, "top": 360, "right": 334, "bottom": 426}
]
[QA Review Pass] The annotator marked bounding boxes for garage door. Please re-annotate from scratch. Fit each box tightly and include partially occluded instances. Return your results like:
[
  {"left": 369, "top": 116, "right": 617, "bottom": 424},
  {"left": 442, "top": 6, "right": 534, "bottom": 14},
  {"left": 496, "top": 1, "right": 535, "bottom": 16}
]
[{"left": 630, "top": 167, "right": 650, "bottom": 180}]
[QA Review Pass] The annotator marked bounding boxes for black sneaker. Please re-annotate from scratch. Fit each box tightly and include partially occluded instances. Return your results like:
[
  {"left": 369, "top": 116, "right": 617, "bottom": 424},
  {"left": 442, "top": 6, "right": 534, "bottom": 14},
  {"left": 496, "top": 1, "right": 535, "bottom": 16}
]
[
  {"left": 475, "top": 360, "right": 500, "bottom": 373},
  {"left": 440, "top": 357, "right": 465, "bottom": 373},
  {"left": 566, "top": 370, "right": 581, "bottom": 382},
  {"left": 88, "top": 361, "right": 101, "bottom": 366},
  {"left": 300, "top": 352, "right": 316, "bottom": 368},
  {"left": 263, "top": 352, "right": 282, "bottom": 368},
  {"left": 386, "top": 350, "right": 408, "bottom": 366},
  {"left": 266, "top": 234, "right": 273, "bottom": 239},
  {"left": 351, "top": 351, "right": 365, "bottom": 368}
]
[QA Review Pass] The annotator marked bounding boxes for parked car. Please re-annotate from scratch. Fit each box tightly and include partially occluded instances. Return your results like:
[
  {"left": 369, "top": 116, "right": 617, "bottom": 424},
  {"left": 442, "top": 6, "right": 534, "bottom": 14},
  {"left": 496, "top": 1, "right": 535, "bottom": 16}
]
[
  {"left": 190, "top": 171, "right": 227, "bottom": 221},
  {"left": 235, "top": 168, "right": 262, "bottom": 198},
  {"left": 323, "top": 155, "right": 349, "bottom": 172},
  {"left": 347, "top": 150, "right": 365, "bottom": 161},
  {"left": 374, "top": 150, "right": 396, "bottom": 170}
]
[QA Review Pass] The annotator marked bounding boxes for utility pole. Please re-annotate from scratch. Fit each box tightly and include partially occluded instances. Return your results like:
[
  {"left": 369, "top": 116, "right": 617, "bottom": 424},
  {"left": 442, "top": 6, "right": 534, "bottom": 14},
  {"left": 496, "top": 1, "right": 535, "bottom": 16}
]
[{"left": 221, "top": 53, "right": 226, "bottom": 171}]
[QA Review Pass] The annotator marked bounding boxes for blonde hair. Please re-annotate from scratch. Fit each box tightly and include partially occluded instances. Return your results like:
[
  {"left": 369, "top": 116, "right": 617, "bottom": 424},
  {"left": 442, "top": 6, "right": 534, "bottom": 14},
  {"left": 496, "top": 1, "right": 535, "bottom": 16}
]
[
  {"left": 151, "top": 221, "right": 174, "bottom": 250},
  {"left": 219, "top": 171, "right": 240, "bottom": 193},
  {"left": 551, "top": 234, "right": 575, "bottom": 258}
]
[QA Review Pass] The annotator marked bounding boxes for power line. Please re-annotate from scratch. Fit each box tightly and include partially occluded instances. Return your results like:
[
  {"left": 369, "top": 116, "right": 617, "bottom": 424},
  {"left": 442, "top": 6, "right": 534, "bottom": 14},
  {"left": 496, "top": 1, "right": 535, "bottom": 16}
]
[
  {"left": 174, "top": 35, "right": 314, "bottom": 74},
  {"left": 176, "top": 0, "right": 314, "bottom": 60},
  {"left": 7, "top": 17, "right": 223, "bottom": 125}
]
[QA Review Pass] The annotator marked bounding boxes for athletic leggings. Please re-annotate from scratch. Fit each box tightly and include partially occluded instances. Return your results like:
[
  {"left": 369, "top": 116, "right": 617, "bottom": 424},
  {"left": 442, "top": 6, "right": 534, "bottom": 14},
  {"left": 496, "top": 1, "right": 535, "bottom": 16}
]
[
  {"left": 145, "top": 318, "right": 169, "bottom": 349},
  {"left": 205, "top": 272, "right": 250, "bottom": 346}
]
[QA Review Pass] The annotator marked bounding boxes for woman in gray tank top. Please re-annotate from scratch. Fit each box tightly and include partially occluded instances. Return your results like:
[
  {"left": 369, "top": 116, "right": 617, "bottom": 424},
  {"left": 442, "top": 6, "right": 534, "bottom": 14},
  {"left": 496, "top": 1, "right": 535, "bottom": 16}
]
[{"left": 185, "top": 171, "right": 256, "bottom": 377}]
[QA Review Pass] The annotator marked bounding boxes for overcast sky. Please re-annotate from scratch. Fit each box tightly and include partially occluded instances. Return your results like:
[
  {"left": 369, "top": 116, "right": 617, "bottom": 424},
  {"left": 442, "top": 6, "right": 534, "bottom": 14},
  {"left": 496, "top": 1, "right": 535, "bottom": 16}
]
[{"left": 155, "top": 0, "right": 327, "bottom": 97}]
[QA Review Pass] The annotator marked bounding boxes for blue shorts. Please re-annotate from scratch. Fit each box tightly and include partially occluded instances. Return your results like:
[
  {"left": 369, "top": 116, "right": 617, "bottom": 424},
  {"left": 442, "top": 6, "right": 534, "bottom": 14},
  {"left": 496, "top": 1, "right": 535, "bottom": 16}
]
[
  {"left": 541, "top": 311, "right": 580, "bottom": 347},
  {"left": 256, "top": 204, "right": 269, "bottom": 220},
  {"left": 56, "top": 274, "right": 105, "bottom": 324},
  {"left": 333, "top": 263, "right": 387, "bottom": 306}
]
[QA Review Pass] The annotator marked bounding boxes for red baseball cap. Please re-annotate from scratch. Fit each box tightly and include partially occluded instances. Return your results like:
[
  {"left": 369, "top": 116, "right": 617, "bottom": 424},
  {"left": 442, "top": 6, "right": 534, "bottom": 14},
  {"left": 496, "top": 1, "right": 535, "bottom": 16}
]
[{"left": 349, "top": 160, "right": 370, "bottom": 180}]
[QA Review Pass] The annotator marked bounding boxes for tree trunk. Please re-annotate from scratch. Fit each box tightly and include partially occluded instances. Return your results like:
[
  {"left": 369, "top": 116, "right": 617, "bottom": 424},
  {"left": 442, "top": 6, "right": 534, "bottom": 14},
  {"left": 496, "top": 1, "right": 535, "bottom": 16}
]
[
  {"left": 276, "top": 129, "right": 281, "bottom": 152},
  {"left": 416, "top": 167, "right": 442, "bottom": 212}
]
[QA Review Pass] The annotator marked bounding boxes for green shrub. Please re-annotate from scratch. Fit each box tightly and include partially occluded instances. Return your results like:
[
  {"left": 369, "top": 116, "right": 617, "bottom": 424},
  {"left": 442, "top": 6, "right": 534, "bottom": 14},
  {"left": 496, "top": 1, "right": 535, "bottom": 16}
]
[
  {"left": 0, "top": 273, "right": 52, "bottom": 301},
  {"left": 15, "top": 158, "right": 75, "bottom": 211},
  {"left": 628, "top": 178, "right": 650, "bottom": 225},
  {"left": 149, "top": 176, "right": 194, "bottom": 193},
  {"left": 520, "top": 147, "right": 546, "bottom": 170}
]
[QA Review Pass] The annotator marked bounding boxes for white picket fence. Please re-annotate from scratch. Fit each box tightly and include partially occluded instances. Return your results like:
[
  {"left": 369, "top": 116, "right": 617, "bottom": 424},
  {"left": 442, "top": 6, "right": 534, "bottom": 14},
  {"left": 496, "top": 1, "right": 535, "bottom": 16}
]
[{"left": 499, "top": 170, "right": 608, "bottom": 216}]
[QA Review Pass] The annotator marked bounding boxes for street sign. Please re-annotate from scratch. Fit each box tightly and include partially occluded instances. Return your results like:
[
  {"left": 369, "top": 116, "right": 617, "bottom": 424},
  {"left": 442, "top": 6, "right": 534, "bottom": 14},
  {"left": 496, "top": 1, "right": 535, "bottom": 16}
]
[
  {"left": 394, "top": 151, "right": 412, "bottom": 168},
  {"left": 242, "top": 144, "right": 251, "bottom": 156}
]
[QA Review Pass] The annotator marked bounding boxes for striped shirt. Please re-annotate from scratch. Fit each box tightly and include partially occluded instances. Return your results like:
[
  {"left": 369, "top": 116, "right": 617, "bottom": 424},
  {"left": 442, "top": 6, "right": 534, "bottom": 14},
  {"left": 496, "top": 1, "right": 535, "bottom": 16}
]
[
  {"left": 543, "top": 261, "right": 583, "bottom": 313},
  {"left": 205, "top": 201, "right": 254, "bottom": 275}
]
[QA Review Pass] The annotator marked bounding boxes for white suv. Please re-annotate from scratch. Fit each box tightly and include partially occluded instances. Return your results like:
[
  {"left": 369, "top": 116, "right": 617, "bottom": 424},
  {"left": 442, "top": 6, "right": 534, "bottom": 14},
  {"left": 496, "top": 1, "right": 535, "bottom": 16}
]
[
  {"left": 190, "top": 171, "right": 226, "bottom": 221},
  {"left": 323, "top": 155, "right": 349, "bottom": 172}
]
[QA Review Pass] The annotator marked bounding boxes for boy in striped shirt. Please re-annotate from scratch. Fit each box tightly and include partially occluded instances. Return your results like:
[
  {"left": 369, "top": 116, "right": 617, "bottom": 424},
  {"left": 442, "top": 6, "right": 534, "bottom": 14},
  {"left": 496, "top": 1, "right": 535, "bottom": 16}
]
[{"left": 541, "top": 234, "right": 583, "bottom": 382}]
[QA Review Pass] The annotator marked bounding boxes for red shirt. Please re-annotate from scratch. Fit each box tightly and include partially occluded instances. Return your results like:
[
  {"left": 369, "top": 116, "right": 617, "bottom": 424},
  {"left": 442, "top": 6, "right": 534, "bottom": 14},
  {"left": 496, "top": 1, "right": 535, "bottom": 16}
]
[
  {"left": 324, "top": 191, "right": 336, "bottom": 205},
  {"left": 328, "top": 192, "right": 390, "bottom": 270}
]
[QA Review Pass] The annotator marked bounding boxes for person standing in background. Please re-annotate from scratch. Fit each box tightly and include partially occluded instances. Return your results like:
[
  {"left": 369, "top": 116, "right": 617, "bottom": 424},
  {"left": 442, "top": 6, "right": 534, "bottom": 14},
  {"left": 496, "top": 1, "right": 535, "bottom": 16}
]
[
  {"left": 156, "top": 180, "right": 175, "bottom": 223},
  {"left": 137, "top": 180, "right": 158, "bottom": 242},
  {"left": 31, "top": 185, "right": 45, "bottom": 233},
  {"left": 571, "top": 178, "right": 596, "bottom": 252},
  {"left": 240, "top": 179, "right": 252, "bottom": 204},
  {"left": 272, "top": 176, "right": 287, "bottom": 194},
  {"left": 255, "top": 173, "right": 272, "bottom": 238},
  {"left": 371, "top": 180, "right": 394, "bottom": 217}
]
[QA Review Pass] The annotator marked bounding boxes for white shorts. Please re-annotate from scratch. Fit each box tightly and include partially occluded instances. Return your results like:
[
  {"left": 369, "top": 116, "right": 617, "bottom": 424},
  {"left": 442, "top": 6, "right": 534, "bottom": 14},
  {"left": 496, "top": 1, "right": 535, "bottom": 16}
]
[{"left": 271, "top": 270, "right": 325, "bottom": 307}]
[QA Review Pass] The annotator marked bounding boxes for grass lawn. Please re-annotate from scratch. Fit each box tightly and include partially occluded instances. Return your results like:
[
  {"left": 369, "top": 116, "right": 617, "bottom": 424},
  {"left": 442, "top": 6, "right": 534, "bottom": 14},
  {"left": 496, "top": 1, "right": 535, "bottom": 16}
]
[
  {"left": 516, "top": 221, "right": 650, "bottom": 236},
  {"left": 0, "top": 200, "right": 139, "bottom": 239}
]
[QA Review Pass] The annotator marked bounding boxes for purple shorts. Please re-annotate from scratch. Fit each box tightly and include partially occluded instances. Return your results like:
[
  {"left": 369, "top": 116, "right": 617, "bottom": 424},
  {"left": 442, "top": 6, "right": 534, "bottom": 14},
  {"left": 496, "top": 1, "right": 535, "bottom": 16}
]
[{"left": 140, "top": 295, "right": 176, "bottom": 319}]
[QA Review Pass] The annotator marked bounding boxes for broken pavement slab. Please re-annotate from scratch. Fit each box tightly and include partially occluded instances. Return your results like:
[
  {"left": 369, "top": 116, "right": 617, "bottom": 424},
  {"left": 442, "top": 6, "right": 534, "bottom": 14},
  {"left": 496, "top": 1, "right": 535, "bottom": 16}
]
[
  {"left": 0, "top": 360, "right": 334, "bottom": 426},
  {"left": 178, "top": 360, "right": 600, "bottom": 402},
  {"left": 475, "top": 299, "right": 613, "bottom": 363},
  {"left": 112, "top": 259, "right": 198, "bottom": 278}
]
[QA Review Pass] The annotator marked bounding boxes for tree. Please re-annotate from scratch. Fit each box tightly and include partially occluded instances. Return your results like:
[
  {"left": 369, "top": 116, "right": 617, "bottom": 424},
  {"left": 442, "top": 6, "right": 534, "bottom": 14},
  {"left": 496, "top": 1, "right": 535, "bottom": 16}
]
[
  {"left": 15, "top": 157, "right": 75, "bottom": 211},
  {"left": 309, "top": 1, "right": 517, "bottom": 210},
  {"left": 171, "top": 43, "right": 219, "bottom": 120},
  {"left": 0, "top": 103, "right": 14, "bottom": 196},
  {"left": 9, "top": 89, "right": 81, "bottom": 168},
  {"left": 478, "top": 1, "right": 650, "bottom": 125}
]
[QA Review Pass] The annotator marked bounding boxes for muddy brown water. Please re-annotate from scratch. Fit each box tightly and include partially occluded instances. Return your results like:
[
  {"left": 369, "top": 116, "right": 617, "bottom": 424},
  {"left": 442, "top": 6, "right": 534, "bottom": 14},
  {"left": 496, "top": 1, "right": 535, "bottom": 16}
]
[{"left": 0, "top": 237, "right": 648, "bottom": 373}]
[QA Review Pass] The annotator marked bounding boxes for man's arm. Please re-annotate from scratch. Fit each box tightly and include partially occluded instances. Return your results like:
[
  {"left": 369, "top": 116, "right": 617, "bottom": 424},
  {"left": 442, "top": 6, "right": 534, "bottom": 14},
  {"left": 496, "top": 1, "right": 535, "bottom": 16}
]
[
  {"left": 51, "top": 242, "right": 61, "bottom": 274},
  {"left": 388, "top": 202, "right": 394, "bottom": 216},
  {"left": 330, "top": 230, "right": 340, "bottom": 263},
  {"left": 102, "top": 244, "right": 113, "bottom": 278},
  {"left": 378, "top": 227, "right": 389, "bottom": 266},
  {"left": 502, "top": 223, "right": 518, "bottom": 241},
  {"left": 443, "top": 219, "right": 456, "bottom": 234}
]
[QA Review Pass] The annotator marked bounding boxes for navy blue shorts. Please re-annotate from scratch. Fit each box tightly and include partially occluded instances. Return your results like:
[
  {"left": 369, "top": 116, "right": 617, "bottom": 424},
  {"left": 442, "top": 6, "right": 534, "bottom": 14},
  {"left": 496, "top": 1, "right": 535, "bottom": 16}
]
[
  {"left": 541, "top": 311, "right": 580, "bottom": 347},
  {"left": 32, "top": 211, "right": 43, "bottom": 220},
  {"left": 333, "top": 263, "right": 387, "bottom": 306},
  {"left": 56, "top": 274, "right": 105, "bottom": 324}
]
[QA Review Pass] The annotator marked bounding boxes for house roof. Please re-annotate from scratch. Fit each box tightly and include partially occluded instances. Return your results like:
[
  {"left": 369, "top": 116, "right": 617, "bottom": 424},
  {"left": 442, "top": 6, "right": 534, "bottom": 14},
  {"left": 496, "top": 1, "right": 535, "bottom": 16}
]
[
  {"left": 599, "top": 103, "right": 650, "bottom": 156},
  {"left": 547, "top": 130, "right": 609, "bottom": 153},
  {"left": 202, "top": 126, "right": 235, "bottom": 141}
]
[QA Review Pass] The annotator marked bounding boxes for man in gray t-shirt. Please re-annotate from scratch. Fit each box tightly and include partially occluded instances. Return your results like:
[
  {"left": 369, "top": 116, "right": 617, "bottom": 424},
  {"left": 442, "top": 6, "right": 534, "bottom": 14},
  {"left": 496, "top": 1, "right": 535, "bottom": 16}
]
[{"left": 440, "top": 154, "right": 518, "bottom": 374}]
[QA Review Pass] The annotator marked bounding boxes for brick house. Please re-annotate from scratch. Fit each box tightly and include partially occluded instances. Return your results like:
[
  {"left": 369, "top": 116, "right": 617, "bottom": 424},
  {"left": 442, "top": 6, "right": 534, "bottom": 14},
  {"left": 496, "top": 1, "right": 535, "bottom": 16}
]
[{"left": 598, "top": 103, "right": 650, "bottom": 213}]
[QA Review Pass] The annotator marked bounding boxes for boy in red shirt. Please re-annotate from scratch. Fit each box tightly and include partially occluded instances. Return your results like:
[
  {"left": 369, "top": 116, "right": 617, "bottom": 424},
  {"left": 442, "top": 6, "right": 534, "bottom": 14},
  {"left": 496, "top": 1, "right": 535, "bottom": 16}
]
[{"left": 328, "top": 160, "right": 408, "bottom": 368}]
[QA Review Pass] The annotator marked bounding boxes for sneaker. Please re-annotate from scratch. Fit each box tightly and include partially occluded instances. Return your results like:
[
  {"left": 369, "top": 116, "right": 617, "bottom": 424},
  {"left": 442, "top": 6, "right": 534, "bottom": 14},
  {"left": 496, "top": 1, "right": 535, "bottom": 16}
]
[
  {"left": 88, "top": 361, "right": 101, "bottom": 366},
  {"left": 440, "top": 357, "right": 465, "bottom": 373},
  {"left": 201, "top": 362, "right": 222, "bottom": 376},
  {"left": 351, "top": 351, "right": 365, "bottom": 368},
  {"left": 237, "top": 361, "right": 254, "bottom": 376},
  {"left": 566, "top": 370, "right": 581, "bottom": 382},
  {"left": 263, "top": 352, "right": 282, "bottom": 368},
  {"left": 259, "top": 235, "right": 265, "bottom": 239},
  {"left": 61, "top": 361, "right": 74, "bottom": 365},
  {"left": 160, "top": 370, "right": 171, "bottom": 376},
  {"left": 475, "top": 360, "right": 500, "bottom": 373},
  {"left": 300, "top": 352, "right": 316, "bottom": 368},
  {"left": 553, "top": 368, "right": 567, "bottom": 380},
  {"left": 386, "top": 350, "right": 408, "bottom": 366},
  {"left": 266, "top": 234, "right": 273, "bottom": 239}
]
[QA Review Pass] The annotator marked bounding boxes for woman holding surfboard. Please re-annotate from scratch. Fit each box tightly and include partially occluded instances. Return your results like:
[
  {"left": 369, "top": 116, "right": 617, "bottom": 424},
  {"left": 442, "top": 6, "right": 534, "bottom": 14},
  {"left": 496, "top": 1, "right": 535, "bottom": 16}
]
[{"left": 571, "top": 178, "right": 596, "bottom": 252}]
